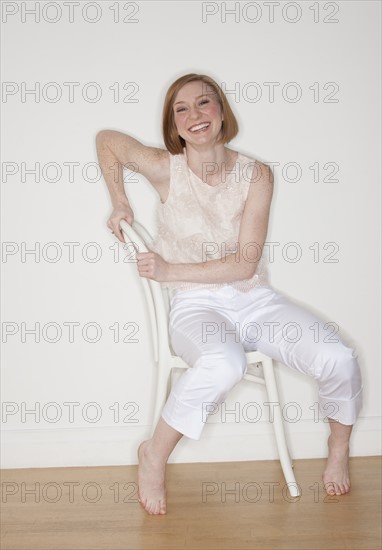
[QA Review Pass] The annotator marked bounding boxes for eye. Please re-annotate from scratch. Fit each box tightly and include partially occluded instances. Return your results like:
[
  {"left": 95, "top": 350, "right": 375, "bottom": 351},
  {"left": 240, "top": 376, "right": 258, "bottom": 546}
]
[
  {"left": 175, "top": 107, "right": 186, "bottom": 113},
  {"left": 199, "top": 99, "right": 209, "bottom": 105}
]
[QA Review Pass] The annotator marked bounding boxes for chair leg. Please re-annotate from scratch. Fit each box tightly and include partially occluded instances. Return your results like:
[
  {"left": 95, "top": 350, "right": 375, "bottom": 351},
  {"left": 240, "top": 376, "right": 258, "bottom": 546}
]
[{"left": 262, "top": 357, "right": 301, "bottom": 497}]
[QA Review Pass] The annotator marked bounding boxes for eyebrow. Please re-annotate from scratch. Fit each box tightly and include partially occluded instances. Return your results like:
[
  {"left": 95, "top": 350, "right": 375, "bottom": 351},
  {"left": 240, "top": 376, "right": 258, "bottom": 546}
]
[{"left": 174, "top": 92, "right": 215, "bottom": 106}]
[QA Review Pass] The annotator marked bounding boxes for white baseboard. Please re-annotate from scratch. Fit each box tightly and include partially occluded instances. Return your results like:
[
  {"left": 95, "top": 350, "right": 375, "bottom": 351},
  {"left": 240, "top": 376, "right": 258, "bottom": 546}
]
[{"left": 1, "top": 416, "right": 380, "bottom": 470}]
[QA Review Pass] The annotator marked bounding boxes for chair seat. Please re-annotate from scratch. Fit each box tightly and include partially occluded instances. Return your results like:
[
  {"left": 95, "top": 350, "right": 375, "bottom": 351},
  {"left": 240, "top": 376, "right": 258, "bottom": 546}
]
[{"left": 171, "top": 351, "right": 266, "bottom": 385}]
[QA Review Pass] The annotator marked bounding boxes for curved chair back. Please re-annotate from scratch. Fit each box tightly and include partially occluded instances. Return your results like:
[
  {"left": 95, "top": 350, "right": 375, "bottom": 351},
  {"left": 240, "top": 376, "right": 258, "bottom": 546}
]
[{"left": 119, "top": 219, "right": 171, "bottom": 364}]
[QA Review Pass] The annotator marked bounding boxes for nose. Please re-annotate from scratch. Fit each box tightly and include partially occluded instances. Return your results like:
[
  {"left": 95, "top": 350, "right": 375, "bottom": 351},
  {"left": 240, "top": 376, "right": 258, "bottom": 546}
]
[{"left": 189, "top": 105, "right": 202, "bottom": 119}]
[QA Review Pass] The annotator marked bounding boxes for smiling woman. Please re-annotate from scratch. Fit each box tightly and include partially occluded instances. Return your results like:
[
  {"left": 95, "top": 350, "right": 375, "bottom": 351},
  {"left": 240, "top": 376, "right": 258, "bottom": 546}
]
[{"left": 96, "top": 72, "right": 363, "bottom": 516}]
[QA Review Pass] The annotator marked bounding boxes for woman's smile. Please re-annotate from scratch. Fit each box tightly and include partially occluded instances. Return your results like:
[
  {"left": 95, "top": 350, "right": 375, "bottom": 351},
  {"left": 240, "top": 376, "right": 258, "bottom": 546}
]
[{"left": 188, "top": 122, "right": 211, "bottom": 133}]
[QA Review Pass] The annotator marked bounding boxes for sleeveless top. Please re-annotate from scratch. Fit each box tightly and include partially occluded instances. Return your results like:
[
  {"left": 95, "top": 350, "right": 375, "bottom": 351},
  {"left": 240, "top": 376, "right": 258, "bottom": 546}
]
[{"left": 149, "top": 147, "right": 271, "bottom": 295}]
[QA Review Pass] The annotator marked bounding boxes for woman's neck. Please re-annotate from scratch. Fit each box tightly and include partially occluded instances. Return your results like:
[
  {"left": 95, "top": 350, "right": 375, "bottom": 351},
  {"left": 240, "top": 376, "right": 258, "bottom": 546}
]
[{"left": 183, "top": 145, "right": 237, "bottom": 184}]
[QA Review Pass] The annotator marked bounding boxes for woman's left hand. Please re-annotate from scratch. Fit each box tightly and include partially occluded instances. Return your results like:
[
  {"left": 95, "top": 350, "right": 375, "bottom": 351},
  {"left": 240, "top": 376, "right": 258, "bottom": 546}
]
[{"left": 136, "top": 250, "right": 171, "bottom": 282}]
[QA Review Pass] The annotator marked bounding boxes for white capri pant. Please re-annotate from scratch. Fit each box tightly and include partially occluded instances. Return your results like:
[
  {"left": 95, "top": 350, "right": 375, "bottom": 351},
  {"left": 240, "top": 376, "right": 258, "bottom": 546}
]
[{"left": 160, "top": 285, "right": 363, "bottom": 440}]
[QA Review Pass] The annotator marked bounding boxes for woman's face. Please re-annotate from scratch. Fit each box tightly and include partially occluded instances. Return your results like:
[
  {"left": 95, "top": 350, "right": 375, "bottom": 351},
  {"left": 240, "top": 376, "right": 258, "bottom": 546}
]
[{"left": 172, "top": 81, "right": 224, "bottom": 147}]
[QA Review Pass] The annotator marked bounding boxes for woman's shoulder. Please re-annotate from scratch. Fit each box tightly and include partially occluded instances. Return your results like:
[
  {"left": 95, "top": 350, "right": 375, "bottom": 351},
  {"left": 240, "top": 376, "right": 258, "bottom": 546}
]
[
  {"left": 233, "top": 148, "right": 257, "bottom": 164},
  {"left": 234, "top": 150, "right": 271, "bottom": 181}
]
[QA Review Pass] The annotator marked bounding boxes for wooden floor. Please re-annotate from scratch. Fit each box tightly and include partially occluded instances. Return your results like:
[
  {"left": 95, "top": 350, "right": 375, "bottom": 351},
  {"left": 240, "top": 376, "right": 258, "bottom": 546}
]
[{"left": 1, "top": 457, "right": 381, "bottom": 550}]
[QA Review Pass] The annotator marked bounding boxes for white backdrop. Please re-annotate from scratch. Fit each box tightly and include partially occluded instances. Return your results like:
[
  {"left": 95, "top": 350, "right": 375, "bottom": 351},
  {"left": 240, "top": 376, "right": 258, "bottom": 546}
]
[{"left": 1, "top": 0, "right": 381, "bottom": 468}]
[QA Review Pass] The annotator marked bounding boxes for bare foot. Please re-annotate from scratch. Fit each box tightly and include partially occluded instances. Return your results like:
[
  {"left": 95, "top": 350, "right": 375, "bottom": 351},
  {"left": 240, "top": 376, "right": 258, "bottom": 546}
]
[
  {"left": 322, "top": 434, "right": 350, "bottom": 496},
  {"left": 137, "top": 440, "right": 167, "bottom": 515}
]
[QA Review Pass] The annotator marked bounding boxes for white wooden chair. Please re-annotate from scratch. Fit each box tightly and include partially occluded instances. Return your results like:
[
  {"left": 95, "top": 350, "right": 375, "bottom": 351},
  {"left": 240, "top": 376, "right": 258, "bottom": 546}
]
[{"left": 119, "top": 219, "right": 300, "bottom": 497}]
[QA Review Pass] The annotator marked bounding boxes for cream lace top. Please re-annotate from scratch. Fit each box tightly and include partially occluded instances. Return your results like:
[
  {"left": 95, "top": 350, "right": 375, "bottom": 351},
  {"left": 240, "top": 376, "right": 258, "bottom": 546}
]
[{"left": 149, "top": 147, "right": 270, "bottom": 294}]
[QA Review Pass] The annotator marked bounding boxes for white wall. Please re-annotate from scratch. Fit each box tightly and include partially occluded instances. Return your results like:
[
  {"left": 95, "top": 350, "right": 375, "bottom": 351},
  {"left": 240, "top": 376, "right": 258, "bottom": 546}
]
[{"left": 1, "top": 0, "right": 380, "bottom": 468}]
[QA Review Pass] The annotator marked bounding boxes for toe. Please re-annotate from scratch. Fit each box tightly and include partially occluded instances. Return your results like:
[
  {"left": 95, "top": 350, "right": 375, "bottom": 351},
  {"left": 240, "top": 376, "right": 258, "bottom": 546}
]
[
  {"left": 324, "top": 482, "right": 335, "bottom": 495},
  {"left": 159, "top": 499, "right": 167, "bottom": 514}
]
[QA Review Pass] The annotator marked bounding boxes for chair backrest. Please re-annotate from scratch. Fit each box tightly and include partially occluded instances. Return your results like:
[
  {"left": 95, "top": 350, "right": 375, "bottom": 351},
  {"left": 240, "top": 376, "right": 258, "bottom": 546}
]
[{"left": 119, "top": 219, "right": 172, "bottom": 363}]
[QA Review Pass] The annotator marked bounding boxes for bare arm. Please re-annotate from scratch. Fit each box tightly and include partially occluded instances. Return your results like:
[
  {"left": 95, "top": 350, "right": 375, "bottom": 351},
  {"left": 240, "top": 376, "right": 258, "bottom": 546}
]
[
  {"left": 138, "top": 162, "right": 274, "bottom": 283},
  {"left": 96, "top": 130, "right": 169, "bottom": 241}
]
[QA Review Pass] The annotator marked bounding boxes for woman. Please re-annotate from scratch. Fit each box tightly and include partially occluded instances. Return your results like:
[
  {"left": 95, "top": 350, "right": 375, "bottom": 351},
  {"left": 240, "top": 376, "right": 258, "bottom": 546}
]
[{"left": 96, "top": 73, "right": 363, "bottom": 515}]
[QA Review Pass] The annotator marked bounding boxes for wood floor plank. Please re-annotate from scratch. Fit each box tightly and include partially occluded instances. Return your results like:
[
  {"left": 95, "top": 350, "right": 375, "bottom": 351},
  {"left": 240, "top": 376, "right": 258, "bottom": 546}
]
[{"left": 1, "top": 457, "right": 381, "bottom": 550}]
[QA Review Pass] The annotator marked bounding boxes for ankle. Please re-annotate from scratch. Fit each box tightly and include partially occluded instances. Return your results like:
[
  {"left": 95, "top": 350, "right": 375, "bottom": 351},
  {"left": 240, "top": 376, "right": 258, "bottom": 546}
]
[
  {"left": 141, "top": 439, "right": 168, "bottom": 467},
  {"left": 328, "top": 435, "right": 350, "bottom": 454}
]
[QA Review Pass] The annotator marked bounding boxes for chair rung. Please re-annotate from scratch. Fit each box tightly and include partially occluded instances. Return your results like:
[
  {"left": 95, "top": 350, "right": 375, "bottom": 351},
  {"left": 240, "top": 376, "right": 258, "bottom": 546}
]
[
  {"left": 243, "top": 373, "right": 266, "bottom": 385},
  {"left": 243, "top": 362, "right": 265, "bottom": 384}
]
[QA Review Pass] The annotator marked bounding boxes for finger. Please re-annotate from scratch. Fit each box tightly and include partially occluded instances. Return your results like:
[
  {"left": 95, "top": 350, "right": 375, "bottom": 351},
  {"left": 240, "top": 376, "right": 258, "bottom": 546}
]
[
  {"left": 138, "top": 270, "right": 150, "bottom": 279},
  {"left": 115, "top": 229, "right": 125, "bottom": 243},
  {"left": 137, "top": 260, "right": 154, "bottom": 272},
  {"left": 110, "top": 225, "right": 125, "bottom": 243},
  {"left": 138, "top": 264, "right": 151, "bottom": 273},
  {"left": 136, "top": 252, "right": 150, "bottom": 260}
]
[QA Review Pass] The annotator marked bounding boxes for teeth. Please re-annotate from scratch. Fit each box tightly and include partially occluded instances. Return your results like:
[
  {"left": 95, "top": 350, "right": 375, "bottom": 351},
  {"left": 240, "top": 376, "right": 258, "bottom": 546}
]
[{"left": 190, "top": 122, "right": 210, "bottom": 132}]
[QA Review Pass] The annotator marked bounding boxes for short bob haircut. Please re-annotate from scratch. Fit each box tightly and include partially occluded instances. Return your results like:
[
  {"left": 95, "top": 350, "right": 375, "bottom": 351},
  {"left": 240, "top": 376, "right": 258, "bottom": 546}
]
[{"left": 162, "top": 73, "right": 239, "bottom": 155}]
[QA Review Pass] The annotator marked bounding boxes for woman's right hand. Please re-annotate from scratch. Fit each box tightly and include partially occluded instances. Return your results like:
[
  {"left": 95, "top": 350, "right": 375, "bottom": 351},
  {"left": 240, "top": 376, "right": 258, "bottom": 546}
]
[{"left": 107, "top": 203, "right": 134, "bottom": 243}]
